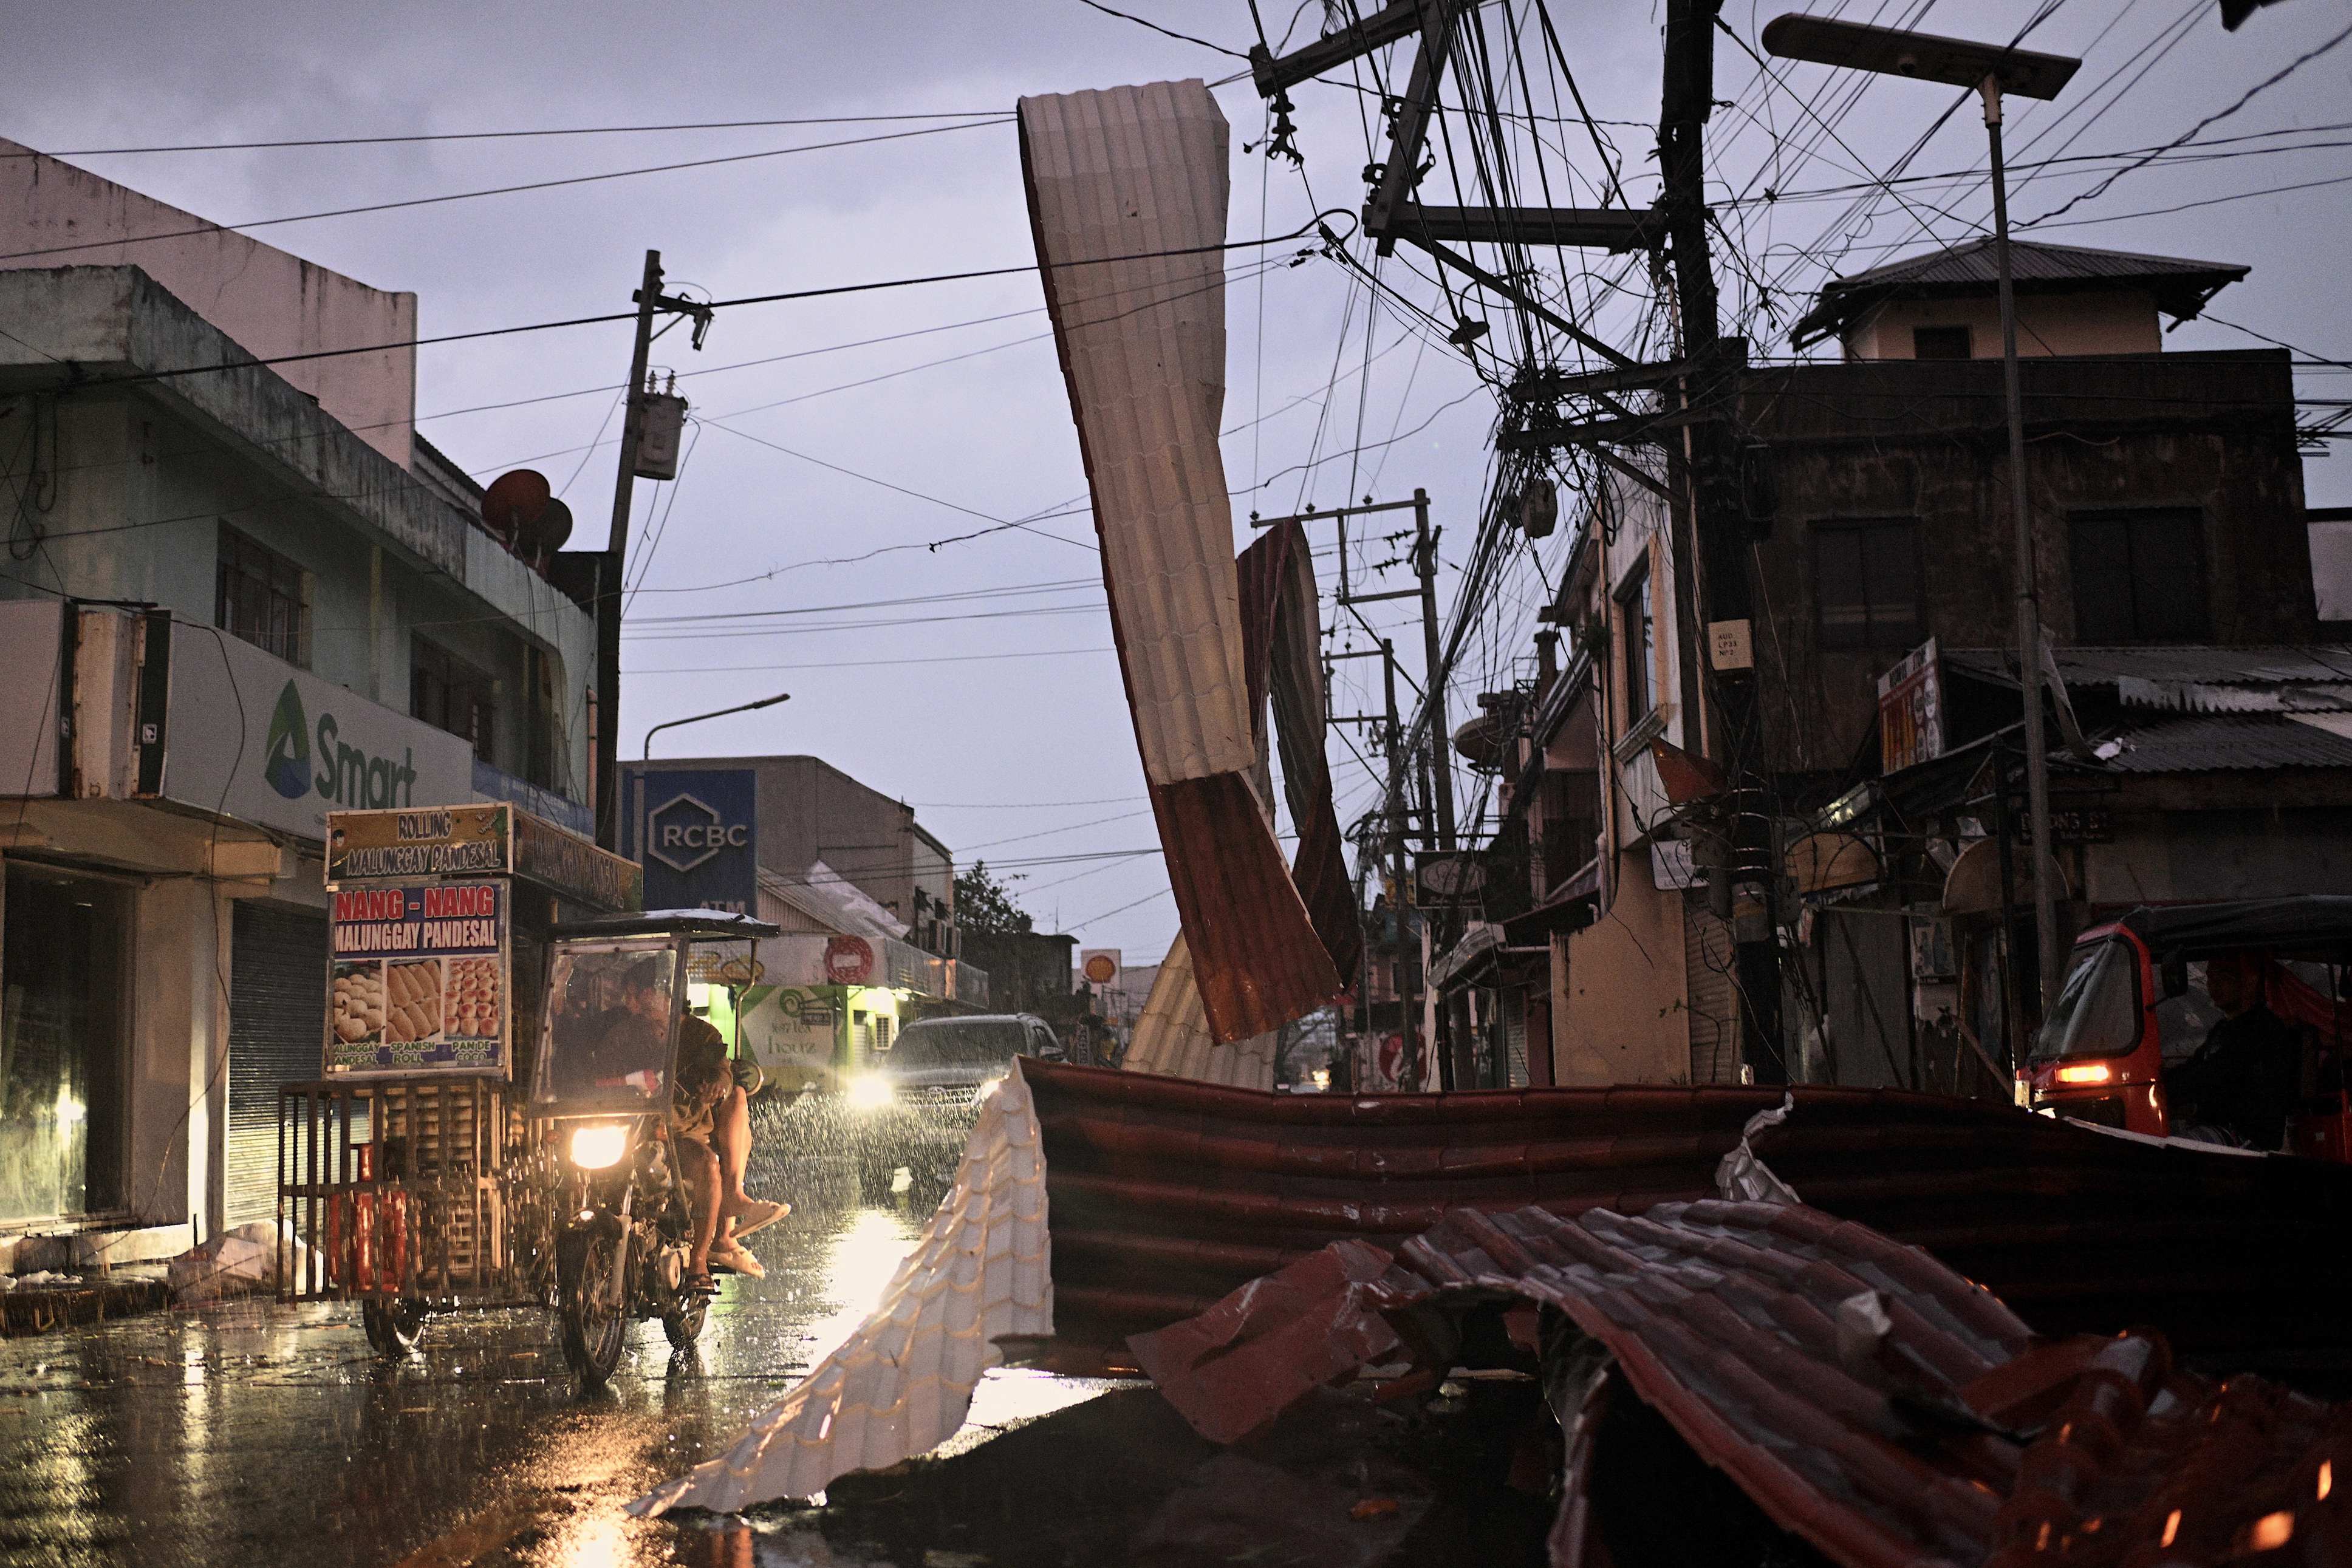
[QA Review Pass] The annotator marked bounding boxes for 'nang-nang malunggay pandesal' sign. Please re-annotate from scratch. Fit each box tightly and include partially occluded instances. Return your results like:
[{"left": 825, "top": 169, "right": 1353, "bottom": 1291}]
[{"left": 325, "top": 879, "right": 511, "bottom": 1078}]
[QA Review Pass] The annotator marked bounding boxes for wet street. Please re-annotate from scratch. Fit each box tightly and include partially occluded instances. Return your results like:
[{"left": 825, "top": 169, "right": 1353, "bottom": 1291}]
[{"left": 0, "top": 1190, "right": 1118, "bottom": 1568}]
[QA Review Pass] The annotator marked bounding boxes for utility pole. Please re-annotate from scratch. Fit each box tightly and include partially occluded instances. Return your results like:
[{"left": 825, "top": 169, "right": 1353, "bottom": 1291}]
[
  {"left": 1986, "top": 82, "right": 2063, "bottom": 1018},
  {"left": 1383, "top": 639, "right": 1420, "bottom": 1091},
  {"left": 594, "top": 250, "right": 714, "bottom": 851},
  {"left": 1660, "top": 0, "right": 1783, "bottom": 1080},
  {"left": 597, "top": 250, "right": 665, "bottom": 851},
  {"left": 1412, "top": 489, "right": 1457, "bottom": 856},
  {"left": 1760, "top": 16, "right": 2083, "bottom": 1036}
]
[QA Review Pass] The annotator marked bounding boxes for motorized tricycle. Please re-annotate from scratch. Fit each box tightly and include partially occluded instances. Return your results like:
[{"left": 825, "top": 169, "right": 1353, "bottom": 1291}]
[
  {"left": 532, "top": 910, "right": 779, "bottom": 1382},
  {"left": 2027, "top": 896, "right": 2352, "bottom": 1158},
  {"left": 279, "top": 909, "right": 778, "bottom": 1385}
]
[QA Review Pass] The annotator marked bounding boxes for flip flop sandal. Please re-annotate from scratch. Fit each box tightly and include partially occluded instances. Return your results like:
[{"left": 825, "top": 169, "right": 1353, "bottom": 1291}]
[
  {"left": 728, "top": 1198, "right": 790, "bottom": 1240},
  {"left": 709, "top": 1242, "right": 766, "bottom": 1281}
]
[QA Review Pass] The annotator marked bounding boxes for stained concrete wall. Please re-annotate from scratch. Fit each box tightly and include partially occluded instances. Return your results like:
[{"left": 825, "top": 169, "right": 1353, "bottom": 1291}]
[
  {"left": 1740, "top": 349, "right": 2312, "bottom": 774},
  {"left": 1554, "top": 854, "right": 1689, "bottom": 1086},
  {"left": 0, "top": 138, "right": 416, "bottom": 468},
  {"left": 1846, "top": 291, "right": 2161, "bottom": 361}
]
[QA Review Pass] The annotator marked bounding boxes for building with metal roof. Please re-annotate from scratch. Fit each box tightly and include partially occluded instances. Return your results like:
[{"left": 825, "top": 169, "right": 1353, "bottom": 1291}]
[{"left": 1790, "top": 236, "right": 2249, "bottom": 360}]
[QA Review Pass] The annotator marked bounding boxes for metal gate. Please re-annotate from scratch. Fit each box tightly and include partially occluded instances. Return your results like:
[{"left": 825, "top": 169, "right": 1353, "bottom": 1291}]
[{"left": 226, "top": 902, "right": 327, "bottom": 1224}]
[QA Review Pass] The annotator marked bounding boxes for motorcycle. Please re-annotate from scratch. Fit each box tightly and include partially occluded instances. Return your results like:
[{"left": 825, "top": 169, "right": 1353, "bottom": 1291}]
[{"left": 532, "top": 910, "right": 779, "bottom": 1385}]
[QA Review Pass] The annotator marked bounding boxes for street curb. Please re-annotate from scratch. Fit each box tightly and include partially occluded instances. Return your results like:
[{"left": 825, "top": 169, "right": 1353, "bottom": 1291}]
[{"left": 0, "top": 1278, "right": 171, "bottom": 1337}]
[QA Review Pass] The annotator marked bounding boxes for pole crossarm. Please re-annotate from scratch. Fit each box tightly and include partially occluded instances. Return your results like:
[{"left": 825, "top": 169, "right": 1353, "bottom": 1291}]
[
  {"left": 1384, "top": 203, "right": 1665, "bottom": 252},
  {"left": 1248, "top": 0, "right": 1431, "bottom": 93},
  {"left": 1397, "top": 233, "right": 1638, "bottom": 370},
  {"left": 1498, "top": 404, "right": 1723, "bottom": 452},
  {"left": 1364, "top": 0, "right": 1460, "bottom": 255}
]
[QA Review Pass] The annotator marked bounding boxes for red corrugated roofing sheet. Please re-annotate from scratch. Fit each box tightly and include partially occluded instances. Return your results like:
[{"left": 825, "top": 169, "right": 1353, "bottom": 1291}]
[
  {"left": 1025, "top": 1063, "right": 2352, "bottom": 1365},
  {"left": 1130, "top": 1199, "right": 2352, "bottom": 1568}
]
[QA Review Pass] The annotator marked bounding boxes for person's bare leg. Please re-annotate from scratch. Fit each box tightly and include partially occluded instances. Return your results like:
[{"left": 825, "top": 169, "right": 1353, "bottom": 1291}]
[
  {"left": 714, "top": 1085, "right": 751, "bottom": 1214},
  {"left": 680, "top": 1136, "right": 721, "bottom": 1277}
]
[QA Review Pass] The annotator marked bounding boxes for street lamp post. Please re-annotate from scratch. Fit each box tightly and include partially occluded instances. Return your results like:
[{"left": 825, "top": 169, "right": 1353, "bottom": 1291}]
[
  {"left": 1761, "top": 15, "right": 2082, "bottom": 1033},
  {"left": 643, "top": 692, "right": 791, "bottom": 761}
]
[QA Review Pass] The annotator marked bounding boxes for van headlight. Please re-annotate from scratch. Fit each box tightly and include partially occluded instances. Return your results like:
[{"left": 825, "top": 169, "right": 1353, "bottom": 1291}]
[
  {"left": 568, "top": 1123, "right": 630, "bottom": 1170},
  {"left": 846, "top": 1075, "right": 894, "bottom": 1110}
]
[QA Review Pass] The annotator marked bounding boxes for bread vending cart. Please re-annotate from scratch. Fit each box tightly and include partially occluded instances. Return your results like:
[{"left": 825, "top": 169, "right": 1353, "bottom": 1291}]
[{"left": 276, "top": 803, "right": 641, "bottom": 1351}]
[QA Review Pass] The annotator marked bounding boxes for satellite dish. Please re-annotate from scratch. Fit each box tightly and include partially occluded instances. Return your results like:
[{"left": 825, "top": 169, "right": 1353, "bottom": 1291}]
[
  {"left": 481, "top": 469, "right": 552, "bottom": 545},
  {"left": 518, "top": 496, "right": 573, "bottom": 557}
]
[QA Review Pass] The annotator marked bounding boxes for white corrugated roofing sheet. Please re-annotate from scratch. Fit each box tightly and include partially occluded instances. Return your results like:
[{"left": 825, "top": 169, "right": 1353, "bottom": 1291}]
[
  {"left": 1018, "top": 81, "right": 1250, "bottom": 787},
  {"left": 630, "top": 1065, "right": 1053, "bottom": 1515}
]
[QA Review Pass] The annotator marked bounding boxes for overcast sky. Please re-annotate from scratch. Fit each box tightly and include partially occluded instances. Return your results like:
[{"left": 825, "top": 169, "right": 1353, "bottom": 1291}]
[{"left": 7, "top": 1, "right": 2345, "bottom": 961}]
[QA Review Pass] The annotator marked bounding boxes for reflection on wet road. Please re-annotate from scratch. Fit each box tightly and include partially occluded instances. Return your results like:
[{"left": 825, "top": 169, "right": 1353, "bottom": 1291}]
[{"left": 0, "top": 1196, "right": 1106, "bottom": 1567}]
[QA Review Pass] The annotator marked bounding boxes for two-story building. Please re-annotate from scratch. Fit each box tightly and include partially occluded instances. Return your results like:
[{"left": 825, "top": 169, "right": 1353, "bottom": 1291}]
[
  {"left": 1466, "top": 237, "right": 2337, "bottom": 1091},
  {"left": 0, "top": 145, "right": 594, "bottom": 1254}
]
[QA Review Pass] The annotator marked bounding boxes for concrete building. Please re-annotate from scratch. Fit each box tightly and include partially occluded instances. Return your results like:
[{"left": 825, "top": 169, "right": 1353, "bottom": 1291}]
[
  {"left": 0, "top": 150, "right": 594, "bottom": 1252},
  {"left": 624, "top": 755, "right": 954, "bottom": 941},
  {"left": 1453, "top": 237, "right": 2334, "bottom": 1089}
]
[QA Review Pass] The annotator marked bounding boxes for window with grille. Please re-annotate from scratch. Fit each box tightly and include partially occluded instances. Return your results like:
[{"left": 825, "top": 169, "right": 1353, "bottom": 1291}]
[
  {"left": 410, "top": 638, "right": 499, "bottom": 765},
  {"left": 1618, "top": 561, "right": 1656, "bottom": 723},
  {"left": 1812, "top": 519, "right": 1922, "bottom": 650},
  {"left": 215, "top": 526, "right": 309, "bottom": 666},
  {"left": 2069, "top": 509, "right": 2209, "bottom": 643}
]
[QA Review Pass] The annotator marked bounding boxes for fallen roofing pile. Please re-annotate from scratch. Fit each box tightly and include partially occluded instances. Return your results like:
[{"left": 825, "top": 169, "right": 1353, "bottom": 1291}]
[
  {"left": 1027, "top": 1060, "right": 2352, "bottom": 1363},
  {"left": 1132, "top": 1199, "right": 2352, "bottom": 1568}
]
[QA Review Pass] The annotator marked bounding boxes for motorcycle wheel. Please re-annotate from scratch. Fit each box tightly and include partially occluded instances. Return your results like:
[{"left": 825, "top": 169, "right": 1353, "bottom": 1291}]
[
  {"left": 663, "top": 1297, "right": 708, "bottom": 1349},
  {"left": 560, "top": 1228, "right": 630, "bottom": 1387},
  {"left": 361, "top": 1299, "right": 424, "bottom": 1356}
]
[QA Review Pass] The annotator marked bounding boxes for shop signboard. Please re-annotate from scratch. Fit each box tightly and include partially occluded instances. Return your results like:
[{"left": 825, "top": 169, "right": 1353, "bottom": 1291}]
[
  {"left": 736, "top": 984, "right": 841, "bottom": 1093},
  {"left": 328, "top": 804, "right": 509, "bottom": 882},
  {"left": 325, "top": 805, "right": 642, "bottom": 911},
  {"left": 1877, "top": 637, "right": 1946, "bottom": 775},
  {"left": 325, "top": 879, "right": 510, "bottom": 1077},
  {"left": 513, "top": 810, "right": 643, "bottom": 912},
  {"left": 168, "top": 622, "right": 476, "bottom": 842},
  {"left": 621, "top": 767, "right": 759, "bottom": 915}
]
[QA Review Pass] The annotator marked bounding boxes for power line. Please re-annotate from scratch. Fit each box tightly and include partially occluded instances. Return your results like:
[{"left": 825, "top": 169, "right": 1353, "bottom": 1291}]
[
  {"left": 1072, "top": 0, "right": 1247, "bottom": 57},
  {"left": 0, "top": 120, "right": 1013, "bottom": 266},
  {"left": 627, "top": 646, "right": 1115, "bottom": 676},
  {"left": 12, "top": 112, "right": 1012, "bottom": 157},
  {"left": 64, "top": 210, "right": 1349, "bottom": 393}
]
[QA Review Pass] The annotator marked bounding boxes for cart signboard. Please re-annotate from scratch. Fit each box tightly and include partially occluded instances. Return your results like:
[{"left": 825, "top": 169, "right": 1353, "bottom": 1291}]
[
  {"left": 326, "top": 880, "right": 511, "bottom": 1077},
  {"left": 328, "top": 804, "right": 509, "bottom": 882}
]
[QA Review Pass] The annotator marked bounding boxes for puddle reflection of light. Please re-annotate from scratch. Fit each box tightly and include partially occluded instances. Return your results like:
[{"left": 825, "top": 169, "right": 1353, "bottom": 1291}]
[
  {"left": 559, "top": 1512, "right": 626, "bottom": 1567},
  {"left": 804, "top": 1209, "right": 919, "bottom": 1364}
]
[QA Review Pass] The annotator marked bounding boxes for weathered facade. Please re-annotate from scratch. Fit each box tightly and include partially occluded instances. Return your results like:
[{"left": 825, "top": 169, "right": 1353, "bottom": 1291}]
[
  {"left": 1457, "top": 237, "right": 2331, "bottom": 1089},
  {"left": 0, "top": 196, "right": 593, "bottom": 1250}
]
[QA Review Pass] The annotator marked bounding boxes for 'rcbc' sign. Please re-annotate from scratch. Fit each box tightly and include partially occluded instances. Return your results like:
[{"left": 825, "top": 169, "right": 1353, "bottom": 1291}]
[
  {"left": 824, "top": 936, "right": 875, "bottom": 985},
  {"left": 622, "top": 766, "right": 758, "bottom": 915}
]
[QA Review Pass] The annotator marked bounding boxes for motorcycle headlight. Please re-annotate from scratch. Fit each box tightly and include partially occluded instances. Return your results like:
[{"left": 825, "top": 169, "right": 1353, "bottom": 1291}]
[
  {"left": 846, "top": 1074, "right": 894, "bottom": 1110},
  {"left": 568, "top": 1123, "right": 630, "bottom": 1170}
]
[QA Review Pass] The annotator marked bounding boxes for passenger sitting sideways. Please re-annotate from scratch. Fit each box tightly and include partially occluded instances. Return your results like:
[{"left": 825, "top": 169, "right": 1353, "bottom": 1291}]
[
  {"left": 671, "top": 1012, "right": 787, "bottom": 1286},
  {"left": 2166, "top": 952, "right": 2301, "bottom": 1150}
]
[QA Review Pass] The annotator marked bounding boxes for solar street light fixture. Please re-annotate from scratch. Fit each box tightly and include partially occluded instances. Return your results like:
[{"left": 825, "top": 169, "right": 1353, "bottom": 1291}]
[{"left": 1763, "top": 15, "right": 2083, "bottom": 1044}]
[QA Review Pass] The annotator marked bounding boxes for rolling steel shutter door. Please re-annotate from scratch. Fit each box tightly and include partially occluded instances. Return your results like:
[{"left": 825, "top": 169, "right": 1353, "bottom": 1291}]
[{"left": 225, "top": 902, "right": 327, "bottom": 1225}]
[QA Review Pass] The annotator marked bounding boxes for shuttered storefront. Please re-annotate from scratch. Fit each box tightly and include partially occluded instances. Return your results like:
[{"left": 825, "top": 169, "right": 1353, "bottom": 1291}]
[{"left": 225, "top": 901, "right": 327, "bottom": 1225}]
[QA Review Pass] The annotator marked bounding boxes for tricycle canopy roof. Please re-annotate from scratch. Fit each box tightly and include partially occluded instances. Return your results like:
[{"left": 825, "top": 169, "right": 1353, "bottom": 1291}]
[
  {"left": 549, "top": 909, "right": 781, "bottom": 942},
  {"left": 2110, "top": 896, "right": 2352, "bottom": 961}
]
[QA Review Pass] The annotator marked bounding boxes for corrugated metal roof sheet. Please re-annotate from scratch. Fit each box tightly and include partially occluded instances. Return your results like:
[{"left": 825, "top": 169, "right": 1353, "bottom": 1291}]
[
  {"left": 1945, "top": 644, "right": 2352, "bottom": 689},
  {"left": 1136, "top": 1201, "right": 2352, "bottom": 1568},
  {"left": 1833, "top": 236, "right": 2246, "bottom": 293},
  {"left": 2093, "top": 712, "right": 2352, "bottom": 772},
  {"left": 1024, "top": 1062, "right": 2352, "bottom": 1365},
  {"left": 1022, "top": 83, "right": 1340, "bottom": 1043},
  {"left": 631, "top": 1064, "right": 1053, "bottom": 1516},
  {"left": 1792, "top": 237, "right": 2248, "bottom": 346}
]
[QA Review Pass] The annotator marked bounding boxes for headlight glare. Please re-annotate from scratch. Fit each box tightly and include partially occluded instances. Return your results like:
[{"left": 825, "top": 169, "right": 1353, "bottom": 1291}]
[
  {"left": 569, "top": 1123, "right": 630, "bottom": 1170},
  {"left": 846, "top": 1074, "right": 894, "bottom": 1110}
]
